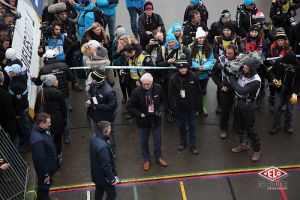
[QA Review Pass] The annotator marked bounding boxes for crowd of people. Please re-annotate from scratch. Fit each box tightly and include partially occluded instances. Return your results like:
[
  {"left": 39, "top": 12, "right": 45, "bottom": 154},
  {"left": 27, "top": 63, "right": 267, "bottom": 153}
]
[{"left": 1, "top": 0, "right": 300, "bottom": 199}]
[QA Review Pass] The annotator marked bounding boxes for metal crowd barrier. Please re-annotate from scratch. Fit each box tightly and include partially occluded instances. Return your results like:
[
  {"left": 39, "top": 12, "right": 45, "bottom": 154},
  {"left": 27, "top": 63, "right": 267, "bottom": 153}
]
[{"left": 0, "top": 125, "right": 28, "bottom": 200}]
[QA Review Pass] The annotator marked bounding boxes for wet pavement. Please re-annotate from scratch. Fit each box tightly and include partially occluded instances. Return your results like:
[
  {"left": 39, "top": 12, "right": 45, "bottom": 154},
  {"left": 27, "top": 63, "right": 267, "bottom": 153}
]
[{"left": 24, "top": 0, "right": 300, "bottom": 199}]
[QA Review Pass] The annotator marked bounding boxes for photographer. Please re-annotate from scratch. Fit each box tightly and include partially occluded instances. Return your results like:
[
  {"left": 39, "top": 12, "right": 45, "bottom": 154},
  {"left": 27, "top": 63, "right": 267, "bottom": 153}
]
[
  {"left": 145, "top": 30, "right": 164, "bottom": 64},
  {"left": 211, "top": 45, "right": 239, "bottom": 138},
  {"left": 227, "top": 55, "right": 261, "bottom": 162}
]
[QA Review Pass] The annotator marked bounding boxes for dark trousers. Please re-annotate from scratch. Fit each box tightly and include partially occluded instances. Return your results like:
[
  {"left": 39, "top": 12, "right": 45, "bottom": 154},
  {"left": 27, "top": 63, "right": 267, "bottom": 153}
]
[
  {"left": 234, "top": 101, "right": 260, "bottom": 152},
  {"left": 95, "top": 184, "right": 116, "bottom": 200},
  {"left": 37, "top": 179, "right": 51, "bottom": 200},
  {"left": 220, "top": 90, "right": 235, "bottom": 131},
  {"left": 118, "top": 73, "right": 132, "bottom": 100},
  {"left": 138, "top": 126, "right": 162, "bottom": 162},
  {"left": 52, "top": 132, "right": 63, "bottom": 155},
  {"left": 177, "top": 110, "right": 196, "bottom": 147}
]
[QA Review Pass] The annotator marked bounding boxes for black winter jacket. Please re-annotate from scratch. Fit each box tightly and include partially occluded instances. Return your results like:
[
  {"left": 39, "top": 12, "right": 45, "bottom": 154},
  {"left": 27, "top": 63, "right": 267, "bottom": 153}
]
[
  {"left": 183, "top": 3, "right": 208, "bottom": 25},
  {"left": 30, "top": 124, "right": 59, "bottom": 180},
  {"left": 9, "top": 75, "right": 29, "bottom": 115},
  {"left": 90, "top": 133, "right": 116, "bottom": 186},
  {"left": 87, "top": 81, "right": 117, "bottom": 122},
  {"left": 127, "top": 83, "right": 164, "bottom": 128},
  {"left": 168, "top": 70, "right": 200, "bottom": 111},
  {"left": 32, "top": 59, "right": 75, "bottom": 98},
  {"left": 237, "top": 5, "right": 258, "bottom": 38}
]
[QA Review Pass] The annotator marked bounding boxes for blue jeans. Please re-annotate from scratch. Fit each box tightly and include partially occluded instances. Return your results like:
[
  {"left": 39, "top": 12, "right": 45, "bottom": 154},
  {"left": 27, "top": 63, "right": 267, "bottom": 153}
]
[
  {"left": 64, "top": 98, "right": 71, "bottom": 141},
  {"left": 274, "top": 92, "right": 295, "bottom": 127},
  {"left": 127, "top": 7, "right": 144, "bottom": 34},
  {"left": 138, "top": 126, "right": 162, "bottom": 162},
  {"left": 17, "top": 107, "right": 31, "bottom": 146},
  {"left": 105, "top": 15, "right": 116, "bottom": 41},
  {"left": 177, "top": 110, "right": 196, "bottom": 147}
]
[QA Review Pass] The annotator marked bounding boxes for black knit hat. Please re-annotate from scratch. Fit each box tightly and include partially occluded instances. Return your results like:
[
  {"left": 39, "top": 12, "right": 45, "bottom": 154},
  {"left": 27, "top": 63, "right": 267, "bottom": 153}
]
[
  {"left": 144, "top": 1, "right": 153, "bottom": 10},
  {"left": 175, "top": 54, "right": 190, "bottom": 69},
  {"left": 249, "top": 24, "right": 259, "bottom": 32},
  {"left": 275, "top": 27, "right": 287, "bottom": 40},
  {"left": 223, "top": 23, "right": 234, "bottom": 32},
  {"left": 91, "top": 68, "right": 106, "bottom": 82},
  {"left": 281, "top": 53, "right": 298, "bottom": 65}
]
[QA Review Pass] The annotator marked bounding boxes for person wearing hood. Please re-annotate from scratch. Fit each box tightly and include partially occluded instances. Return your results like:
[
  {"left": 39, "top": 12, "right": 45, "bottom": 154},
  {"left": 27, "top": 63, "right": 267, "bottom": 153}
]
[
  {"left": 183, "top": 0, "right": 208, "bottom": 26},
  {"left": 95, "top": 0, "right": 118, "bottom": 41},
  {"left": 168, "top": 57, "right": 200, "bottom": 155},
  {"left": 182, "top": 10, "right": 208, "bottom": 46},
  {"left": 35, "top": 74, "right": 67, "bottom": 159},
  {"left": 156, "top": 33, "right": 191, "bottom": 121},
  {"left": 31, "top": 49, "right": 76, "bottom": 144},
  {"left": 269, "top": 53, "right": 300, "bottom": 135},
  {"left": 213, "top": 23, "right": 245, "bottom": 59},
  {"left": 30, "top": 113, "right": 60, "bottom": 200},
  {"left": 228, "top": 55, "right": 262, "bottom": 162},
  {"left": 70, "top": 0, "right": 95, "bottom": 39},
  {"left": 236, "top": 0, "right": 259, "bottom": 38},
  {"left": 127, "top": 73, "right": 167, "bottom": 171},
  {"left": 86, "top": 68, "right": 118, "bottom": 155},
  {"left": 168, "top": 23, "right": 183, "bottom": 44},
  {"left": 189, "top": 27, "right": 215, "bottom": 116},
  {"left": 138, "top": 1, "right": 166, "bottom": 49},
  {"left": 209, "top": 10, "right": 238, "bottom": 44}
]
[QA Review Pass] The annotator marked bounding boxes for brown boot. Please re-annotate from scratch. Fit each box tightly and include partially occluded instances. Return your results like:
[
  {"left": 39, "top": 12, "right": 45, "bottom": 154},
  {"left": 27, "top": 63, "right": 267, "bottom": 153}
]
[
  {"left": 143, "top": 161, "right": 150, "bottom": 171},
  {"left": 232, "top": 143, "right": 249, "bottom": 153},
  {"left": 251, "top": 151, "right": 261, "bottom": 162},
  {"left": 157, "top": 158, "right": 167, "bottom": 167}
]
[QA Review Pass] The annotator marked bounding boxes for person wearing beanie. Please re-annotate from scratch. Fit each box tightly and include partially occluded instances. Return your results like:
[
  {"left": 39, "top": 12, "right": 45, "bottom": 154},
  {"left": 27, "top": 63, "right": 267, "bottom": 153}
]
[
  {"left": 125, "top": 0, "right": 145, "bottom": 39},
  {"left": 137, "top": 1, "right": 165, "bottom": 49},
  {"left": 86, "top": 66, "right": 117, "bottom": 156},
  {"left": 35, "top": 74, "right": 67, "bottom": 159},
  {"left": 183, "top": 0, "right": 208, "bottom": 26},
  {"left": 0, "top": 22, "right": 8, "bottom": 38},
  {"left": 268, "top": 52, "right": 300, "bottom": 135},
  {"left": 167, "top": 23, "right": 183, "bottom": 44},
  {"left": 127, "top": 73, "right": 167, "bottom": 171},
  {"left": 70, "top": 0, "right": 95, "bottom": 39},
  {"left": 189, "top": 27, "right": 215, "bottom": 116},
  {"left": 209, "top": 10, "right": 238, "bottom": 44},
  {"left": 244, "top": 25, "right": 263, "bottom": 54},
  {"left": 168, "top": 55, "right": 200, "bottom": 155},
  {"left": 5, "top": 48, "right": 27, "bottom": 77},
  {"left": 236, "top": 0, "right": 258, "bottom": 38},
  {"left": 213, "top": 23, "right": 245, "bottom": 59},
  {"left": 182, "top": 10, "right": 208, "bottom": 46},
  {"left": 227, "top": 54, "right": 262, "bottom": 162},
  {"left": 268, "top": 27, "right": 293, "bottom": 111}
]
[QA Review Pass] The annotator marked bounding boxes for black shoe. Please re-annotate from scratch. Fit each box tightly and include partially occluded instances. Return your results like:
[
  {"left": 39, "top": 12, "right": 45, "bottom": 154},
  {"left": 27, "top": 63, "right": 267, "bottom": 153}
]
[
  {"left": 284, "top": 126, "right": 294, "bottom": 134},
  {"left": 269, "top": 125, "right": 280, "bottom": 135},
  {"left": 190, "top": 147, "right": 199, "bottom": 155},
  {"left": 177, "top": 144, "right": 186, "bottom": 151},
  {"left": 215, "top": 105, "right": 221, "bottom": 114}
]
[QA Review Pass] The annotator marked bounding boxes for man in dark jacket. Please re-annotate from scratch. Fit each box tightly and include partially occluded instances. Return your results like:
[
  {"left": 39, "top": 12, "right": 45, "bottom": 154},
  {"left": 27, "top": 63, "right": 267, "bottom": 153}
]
[
  {"left": 182, "top": 10, "right": 208, "bottom": 46},
  {"left": 138, "top": 1, "right": 166, "bottom": 49},
  {"left": 0, "top": 71, "right": 19, "bottom": 148},
  {"left": 42, "top": 0, "right": 78, "bottom": 23},
  {"left": 90, "top": 121, "right": 119, "bottom": 200},
  {"left": 31, "top": 49, "right": 75, "bottom": 144},
  {"left": 228, "top": 55, "right": 262, "bottom": 162},
  {"left": 168, "top": 58, "right": 200, "bottom": 155},
  {"left": 183, "top": 0, "right": 208, "bottom": 25},
  {"left": 86, "top": 68, "right": 118, "bottom": 155},
  {"left": 269, "top": 53, "right": 300, "bottom": 135},
  {"left": 127, "top": 73, "right": 167, "bottom": 171},
  {"left": 30, "top": 113, "right": 60, "bottom": 200}
]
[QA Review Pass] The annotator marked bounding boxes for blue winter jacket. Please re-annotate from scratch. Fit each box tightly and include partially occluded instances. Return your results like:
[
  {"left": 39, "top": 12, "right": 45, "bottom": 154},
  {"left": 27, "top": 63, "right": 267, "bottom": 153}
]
[
  {"left": 96, "top": 0, "right": 117, "bottom": 16},
  {"left": 191, "top": 48, "right": 215, "bottom": 80},
  {"left": 74, "top": 2, "right": 95, "bottom": 38},
  {"left": 30, "top": 124, "right": 59, "bottom": 180},
  {"left": 125, "top": 0, "right": 145, "bottom": 8},
  {"left": 90, "top": 133, "right": 117, "bottom": 185}
]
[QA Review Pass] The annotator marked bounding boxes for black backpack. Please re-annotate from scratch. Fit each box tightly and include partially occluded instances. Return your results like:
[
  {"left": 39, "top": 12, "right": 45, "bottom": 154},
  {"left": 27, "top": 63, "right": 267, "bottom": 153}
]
[{"left": 83, "top": 8, "right": 107, "bottom": 28}]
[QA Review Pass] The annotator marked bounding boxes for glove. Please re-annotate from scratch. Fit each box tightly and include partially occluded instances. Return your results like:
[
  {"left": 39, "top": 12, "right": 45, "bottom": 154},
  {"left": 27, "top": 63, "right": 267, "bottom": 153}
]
[
  {"left": 290, "top": 93, "right": 298, "bottom": 105},
  {"left": 273, "top": 79, "right": 282, "bottom": 88}
]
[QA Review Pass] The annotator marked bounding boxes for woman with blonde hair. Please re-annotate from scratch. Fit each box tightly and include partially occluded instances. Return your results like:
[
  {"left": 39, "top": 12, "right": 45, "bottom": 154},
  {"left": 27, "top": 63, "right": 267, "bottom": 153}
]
[{"left": 81, "top": 22, "right": 110, "bottom": 48}]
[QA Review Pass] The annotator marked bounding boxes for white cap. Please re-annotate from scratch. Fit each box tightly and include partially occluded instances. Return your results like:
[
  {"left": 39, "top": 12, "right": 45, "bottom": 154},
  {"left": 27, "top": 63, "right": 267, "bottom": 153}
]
[
  {"left": 87, "top": 40, "right": 101, "bottom": 49},
  {"left": 195, "top": 27, "right": 206, "bottom": 39},
  {"left": 5, "top": 48, "right": 16, "bottom": 59},
  {"left": 43, "top": 49, "right": 57, "bottom": 58}
]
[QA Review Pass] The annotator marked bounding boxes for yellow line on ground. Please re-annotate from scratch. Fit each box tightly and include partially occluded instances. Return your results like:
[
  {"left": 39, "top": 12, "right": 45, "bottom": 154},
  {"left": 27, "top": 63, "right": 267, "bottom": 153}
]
[
  {"left": 180, "top": 181, "right": 188, "bottom": 200},
  {"left": 26, "top": 164, "right": 300, "bottom": 192}
]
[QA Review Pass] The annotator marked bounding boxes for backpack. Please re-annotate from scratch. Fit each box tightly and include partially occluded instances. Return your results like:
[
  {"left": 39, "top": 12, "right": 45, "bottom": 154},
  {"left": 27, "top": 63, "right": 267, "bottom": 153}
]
[{"left": 83, "top": 8, "right": 107, "bottom": 28}]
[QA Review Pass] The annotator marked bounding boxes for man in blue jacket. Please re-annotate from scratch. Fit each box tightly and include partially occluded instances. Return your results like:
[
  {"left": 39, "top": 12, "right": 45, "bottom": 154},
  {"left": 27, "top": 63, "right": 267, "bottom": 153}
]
[
  {"left": 125, "top": 0, "right": 145, "bottom": 39},
  {"left": 30, "top": 113, "right": 60, "bottom": 200},
  {"left": 90, "top": 121, "right": 120, "bottom": 200}
]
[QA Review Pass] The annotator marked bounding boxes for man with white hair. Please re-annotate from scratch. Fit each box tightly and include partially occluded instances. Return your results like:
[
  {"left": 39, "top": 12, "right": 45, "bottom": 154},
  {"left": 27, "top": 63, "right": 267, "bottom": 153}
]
[{"left": 127, "top": 73, "right": 167, "bottom": 171}]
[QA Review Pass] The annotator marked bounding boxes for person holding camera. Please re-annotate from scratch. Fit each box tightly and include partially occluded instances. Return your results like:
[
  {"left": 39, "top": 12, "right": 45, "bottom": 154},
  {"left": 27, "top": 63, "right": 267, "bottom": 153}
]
[
  {"left": 227, "top": 55, "right": 261, "bottom": 162},
  {"left": 168, "top": 57, "right": 200, "bottom": 155},
  {"left": 127, "top": 73, "right": 167, "bottom": 171},
  {"left": 211, "top": 45, "right": 239, "bottom": 139},
  {"left": 145, "top": 30, "right": 164, "bottom": 64}
]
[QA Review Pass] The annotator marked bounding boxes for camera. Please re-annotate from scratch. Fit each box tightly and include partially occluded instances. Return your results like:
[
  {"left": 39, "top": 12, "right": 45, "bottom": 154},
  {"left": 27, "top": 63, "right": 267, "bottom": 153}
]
[{"left": 39, "top": 22, "right": 53, "bottom": 47}]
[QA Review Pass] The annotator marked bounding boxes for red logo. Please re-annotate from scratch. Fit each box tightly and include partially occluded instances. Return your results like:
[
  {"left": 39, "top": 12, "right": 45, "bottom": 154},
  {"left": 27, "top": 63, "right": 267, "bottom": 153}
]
[{"left": 258, "top": 167, "right": 287, "bottom": 182}]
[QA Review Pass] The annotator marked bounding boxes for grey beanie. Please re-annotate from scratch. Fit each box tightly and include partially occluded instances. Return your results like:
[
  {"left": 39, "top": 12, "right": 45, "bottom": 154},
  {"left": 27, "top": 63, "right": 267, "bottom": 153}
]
[
  {"left": 116, "top": 26, "right": 127, "bottom": 38},
  {"left": 242, "top": 56, "right": 260, "bottom": 74},
  {"left": 41, "top": 74, "right": 57, "bottom": 87},
  {"left": 94, "top": 46, "right": 108, "bottom": 60}
]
